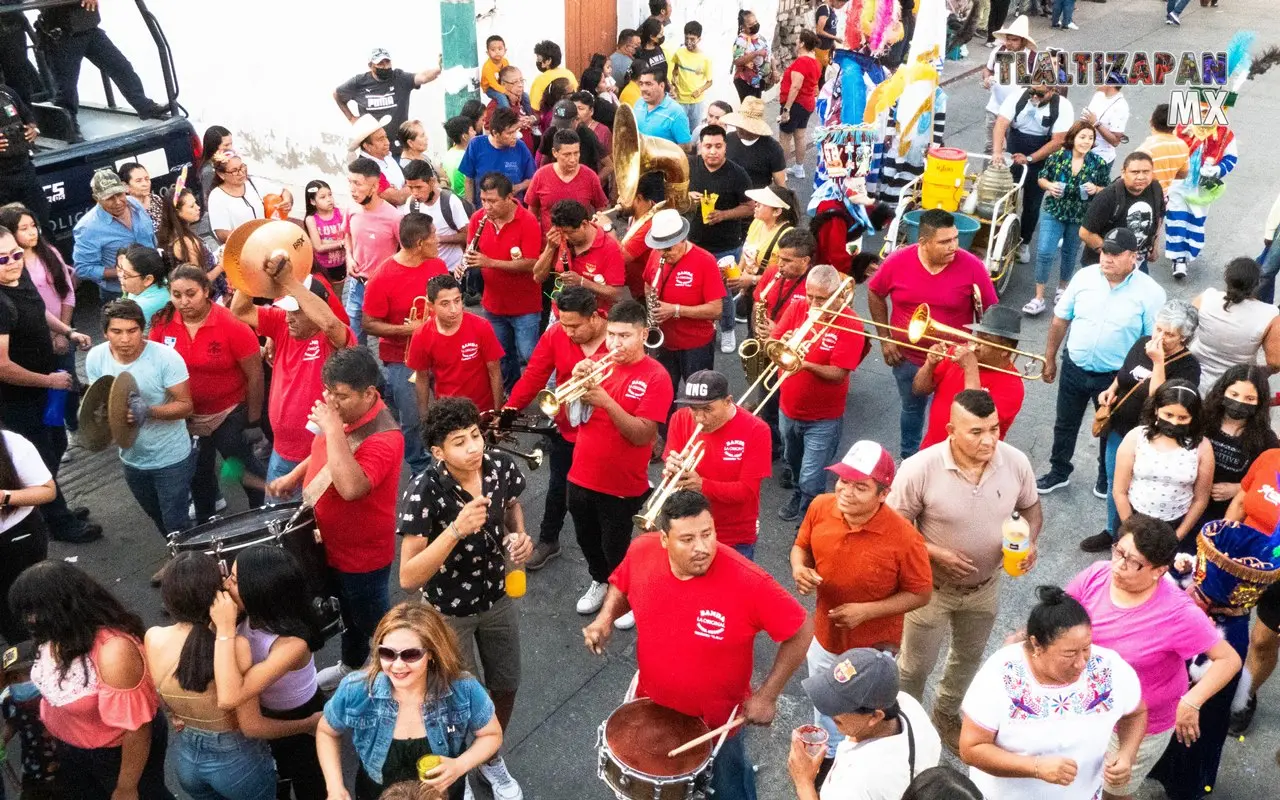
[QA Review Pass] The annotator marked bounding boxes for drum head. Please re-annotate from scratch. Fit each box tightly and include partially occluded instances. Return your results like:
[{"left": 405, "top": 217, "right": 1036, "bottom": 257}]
[
  {"left": 78, "top": 375, "right": 114, "bottom": 451},
  {"left": 173, "top": 504, "right": 303, "bottom": 549},
  {"left": 604, "top": 698, "right": 712, "bottom": 778}
]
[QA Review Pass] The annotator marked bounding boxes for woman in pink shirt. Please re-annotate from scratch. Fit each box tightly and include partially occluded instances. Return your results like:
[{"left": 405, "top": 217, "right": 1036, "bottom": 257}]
[
  {"left": 1065, "top": 514, "right": 1240, "bottom": 800},
  {"left": 11, "top": 561, "right": 174, "bottom": 799}
]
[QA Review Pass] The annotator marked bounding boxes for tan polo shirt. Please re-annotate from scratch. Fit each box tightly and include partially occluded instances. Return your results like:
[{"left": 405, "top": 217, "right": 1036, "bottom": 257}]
[{"left": 887, "top": 440, "right": 1039, "bottom": 586}]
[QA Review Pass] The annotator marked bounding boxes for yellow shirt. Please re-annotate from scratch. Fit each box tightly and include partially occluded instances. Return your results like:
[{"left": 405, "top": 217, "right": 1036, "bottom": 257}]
[
  {"left": 620, "top": 81, "right": 641, "bottom": 109},
  {"left": 480, "top": 57, "right": 508, "bottom": 94},
  {"left": 529, "top": 67, "right": 578, "bottom": 111},
  {"left": 671, "top": 47, "right": 712, "bottom": 104},
  {"left": 741, "top": 219, "right": 791, "bottom": 276},
  {"left": 1135, "top": 132, "right": 1190, "bottom": 192}
]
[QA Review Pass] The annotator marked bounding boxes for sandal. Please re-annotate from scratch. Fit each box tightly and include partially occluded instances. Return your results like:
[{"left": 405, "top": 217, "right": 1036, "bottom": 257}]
[{"left": 1022, "top": 297, "right": 1047, "bottom": 316}]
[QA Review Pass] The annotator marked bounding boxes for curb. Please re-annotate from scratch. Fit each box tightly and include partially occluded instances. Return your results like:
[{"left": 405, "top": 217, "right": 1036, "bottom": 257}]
[{"left": 941, "top": 62, "right": 986, "bottom": 87}]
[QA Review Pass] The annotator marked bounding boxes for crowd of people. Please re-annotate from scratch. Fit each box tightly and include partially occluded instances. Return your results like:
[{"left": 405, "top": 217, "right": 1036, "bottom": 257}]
[{"left": 0, "top": 1, "right": 1278, "bottom": 800}]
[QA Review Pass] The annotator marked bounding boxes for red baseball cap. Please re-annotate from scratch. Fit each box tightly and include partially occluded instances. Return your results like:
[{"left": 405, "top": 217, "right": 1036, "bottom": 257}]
[{"left": 826, "top": 440, "right": 895, "bottom": 485}]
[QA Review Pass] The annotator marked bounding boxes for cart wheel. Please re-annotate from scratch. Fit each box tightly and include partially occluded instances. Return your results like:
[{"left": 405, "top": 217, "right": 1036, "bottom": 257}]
[{"left": 989, "top": 215, "right": 1020, "bottom": 296}]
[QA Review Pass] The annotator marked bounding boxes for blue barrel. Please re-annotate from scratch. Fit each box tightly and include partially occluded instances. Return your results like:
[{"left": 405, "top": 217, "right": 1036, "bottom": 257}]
[{"left": 901, "top": 210, "right": 981, "bottom": 250}]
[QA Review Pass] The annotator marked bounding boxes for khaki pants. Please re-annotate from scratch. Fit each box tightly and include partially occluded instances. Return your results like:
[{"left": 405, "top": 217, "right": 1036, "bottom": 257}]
[{"left": 898, "top": 576, "right": 1000, "bottom": 719}]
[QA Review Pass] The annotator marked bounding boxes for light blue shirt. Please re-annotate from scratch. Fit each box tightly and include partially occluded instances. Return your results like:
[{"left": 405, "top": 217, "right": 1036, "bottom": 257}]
[
  {"left": 71, "top": 197, "right": 157, "bottom": 293},
  {"left": 1054, "top": 265, "right": 1166, "bottom": 373},
  {"left": 633, "top": 95, "right": 692, "bottom": 145},
  {"left": 85, "top": 341, "right": 191, "bottom": 470},
  {"left": 126, "top": 283, "right": 170, "bottom": 331}
]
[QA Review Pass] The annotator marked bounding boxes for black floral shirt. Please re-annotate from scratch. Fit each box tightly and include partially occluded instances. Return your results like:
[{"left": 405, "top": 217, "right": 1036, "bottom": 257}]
[
  {"left": 397, "top": 451, "right": 526, "bottom": 617},
  {"left": 1, "top": 683, "right": 59, "bottom": 783}
]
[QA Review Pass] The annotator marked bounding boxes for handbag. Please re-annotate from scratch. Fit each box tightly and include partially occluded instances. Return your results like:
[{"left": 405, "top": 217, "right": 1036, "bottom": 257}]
[{"left": 1091, "top": 350, "right": 1192, "bottom": 437}]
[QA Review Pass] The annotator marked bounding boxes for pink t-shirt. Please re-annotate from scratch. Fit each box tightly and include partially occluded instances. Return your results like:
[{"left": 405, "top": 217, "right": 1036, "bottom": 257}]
[
  {"left": 1066, "top": 561, "right": 1222, "bottom": 734},
  {"left": 312, "top": 209, "right": 346, "bottom": 269},
  {"left": 525, "top": 165, "right": 609, "bottom": 233},
  {"left": 28, "top": 250, "right": 76, "bottom": 316},
  {"left": 346, "top": 201, "right": 401, "bottom": 279}
]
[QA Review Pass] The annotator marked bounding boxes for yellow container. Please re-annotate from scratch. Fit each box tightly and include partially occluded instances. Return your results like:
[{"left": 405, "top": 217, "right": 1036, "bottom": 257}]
[
  {"left": 1002, "top": 512, "right": 1031, "bottom": 577},
  {"left": 417, "top": 754, "right": 442, "bottom": 779},
  {"left": 700, "top": 192, "right": 719, "bottom": 223},
  {"left": 921, "top": 147, "right": 967, "bottom": 212},
  {"left": 506, "top": 568, "right": 527, "bottom": 598}
]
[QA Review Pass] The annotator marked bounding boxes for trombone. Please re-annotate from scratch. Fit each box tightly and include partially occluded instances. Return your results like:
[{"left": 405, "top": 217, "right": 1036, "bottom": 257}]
[
  {"left": 905, "top": 305, "right": 1047, "bottom": 380},
  {"left": 534, "top": 350, "right": 619, "bottom": 418},
  {"left": 407, "top": 296, "right": 429, "bottom": 324},
  {"left": 634, "top": 424, "right": 705, "bottom": 531}
]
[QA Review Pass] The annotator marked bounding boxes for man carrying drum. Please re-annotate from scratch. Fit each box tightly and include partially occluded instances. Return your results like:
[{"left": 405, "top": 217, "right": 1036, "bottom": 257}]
[{"left": 584, "top": 489, "right": 812, "bottom": 800}]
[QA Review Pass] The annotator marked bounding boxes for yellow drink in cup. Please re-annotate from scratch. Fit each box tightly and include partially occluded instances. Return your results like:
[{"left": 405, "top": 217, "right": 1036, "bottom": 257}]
[
  {"left": 700, "top": 192, "right": 719, "bottom": 223},
  {"left": 1002, "top": 512, "right": 1031, "bottom": 577},
  {"left": 416, "top": 755, "right": 442, "bottom": 779}
]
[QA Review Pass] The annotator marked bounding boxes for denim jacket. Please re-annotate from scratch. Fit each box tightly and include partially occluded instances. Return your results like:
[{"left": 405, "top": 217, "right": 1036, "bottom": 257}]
[{"left": 323, "top": 671, "right": 494, "bottom": 784}]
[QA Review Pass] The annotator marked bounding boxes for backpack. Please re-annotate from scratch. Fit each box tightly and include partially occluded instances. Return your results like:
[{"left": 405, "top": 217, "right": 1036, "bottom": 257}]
[{"left": 410, "top": 189, "right": 474, "bottom": 232}]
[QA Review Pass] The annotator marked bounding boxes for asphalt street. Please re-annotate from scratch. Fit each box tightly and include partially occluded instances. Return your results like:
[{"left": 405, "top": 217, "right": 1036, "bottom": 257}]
[{"left": 43, "top": 2, "right": 1280, "bottom": 797}]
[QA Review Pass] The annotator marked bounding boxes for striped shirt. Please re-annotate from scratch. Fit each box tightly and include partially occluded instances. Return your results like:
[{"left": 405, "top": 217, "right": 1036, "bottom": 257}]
[{"left": 1135, "top": 133, "right": 1190, "bottom": 192}]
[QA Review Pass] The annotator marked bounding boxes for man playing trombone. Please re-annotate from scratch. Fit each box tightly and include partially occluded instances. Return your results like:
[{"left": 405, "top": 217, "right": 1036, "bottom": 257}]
[
  {"left": 660, "top": 370, "right": 771, "bottom": 560},
  {"left": 532, "top": 200, "right": 626, "bottom": 314},
  {"left": 912, "top": 305, "right": 1028, "bottom": 450},
  {"left": 362, "top": 211, "right": 449, "bottom": 473},
  {"left": 505, "top": 287, "right": 610, "bottom": 571}
]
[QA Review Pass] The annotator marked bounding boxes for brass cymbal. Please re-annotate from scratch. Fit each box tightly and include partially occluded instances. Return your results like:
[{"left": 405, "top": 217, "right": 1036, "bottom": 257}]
[
  {"left": 108, "top": 370, "right": 142, "bottom": 450},
  {"left": 77, "top": 375, "right": 115, "bottom": 451},
  {"left": 223, "top": 219, "right": 313, "bottom": 299}
]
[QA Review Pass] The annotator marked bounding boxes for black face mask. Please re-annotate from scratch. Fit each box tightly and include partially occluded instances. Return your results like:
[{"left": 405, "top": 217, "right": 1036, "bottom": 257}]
[
  {"left": 374, "top": 67, "right": 393, "bottom": 81},
  {"left": 1222, "top": 398, "right": 1257, "bottom": 421},
  {"left": 747, "top": 23, "right": 761, "bottom": 35},
  {"left": 1154, "top": 419, "right": 1190, "bottom": 440}
]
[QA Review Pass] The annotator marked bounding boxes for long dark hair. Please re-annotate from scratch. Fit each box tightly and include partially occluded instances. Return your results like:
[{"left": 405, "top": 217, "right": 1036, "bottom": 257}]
[
  {"left": 154, "top": 264, "right": 212, "bottom": 326},
  {"left": 157, "top": 189, "right": 207, "bottom": 267},
  {"left": 1203, "top": 365, "right": 1276, "bottom": 457},
  {"left": 1140, "top": 378, "right": 1204, "bottom": 448},
  {"left": 8, "top": 561, "right": 146, "bottom": 681},
  {"left": 304, "top": 179, "right": 332, "bottom": 219},
  {"left": 160, "top": 552, "right": 222, "bottom": 692},
  {"left": 198, "top": 125, "right": 231, "bottom": 175},
  {"left": 901, "top": 766, "right": 984, "bottom": 800},
  {"left": 234, "top": 546, "right": 324, "bottom": 652},
  {"left": 118, "top": 244, "right": 171, "bottom": 291},
  {"left": 0, "top": 205, "right": 69, "bottom": 299},
  {"left": 540, "top": 77, "right": 572, "bottom": 115},
  {"left": 1222, "top": 257, "right": 1261, "bottom": 310},
  {"left": 767, "top": 184, "right": 801, "bottom": 228}
]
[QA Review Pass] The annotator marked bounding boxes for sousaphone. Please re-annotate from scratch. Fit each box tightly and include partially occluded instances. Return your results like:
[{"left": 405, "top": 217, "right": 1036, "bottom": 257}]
[
  {"left": 612, "top": 103, "right": 691, "bottom": 214},
  {"left": 223, "top": 219, "right": 313, "bottom": 299}
]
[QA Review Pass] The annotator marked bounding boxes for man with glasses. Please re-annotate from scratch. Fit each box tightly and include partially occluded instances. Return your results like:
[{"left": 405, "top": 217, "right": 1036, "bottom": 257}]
[
  {"left": 991, "top": 83, "right": 1073, "bottom": 263},
  {"left": 72, "top": 169, "right": 156, "bottom": 305},
  {"left": 482, "top": 67, "right": 538, "bottom": 158}
]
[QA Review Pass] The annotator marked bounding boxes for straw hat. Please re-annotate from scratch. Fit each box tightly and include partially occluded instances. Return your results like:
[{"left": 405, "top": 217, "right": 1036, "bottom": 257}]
[
  {"left": 720, "top": 97, "right": 773, "bottom": 138},
  {"left": 644, "top": 208, "right": 691, "bottom": 249},
  {"left": 746, "top": 186, "right": 789, "bottom": 209},
  {"left": 992, "top": 15, "right": 1036, "bottom": 49},
  {"left": 348, "top": 113, "right": 392, "bottom": 152}
]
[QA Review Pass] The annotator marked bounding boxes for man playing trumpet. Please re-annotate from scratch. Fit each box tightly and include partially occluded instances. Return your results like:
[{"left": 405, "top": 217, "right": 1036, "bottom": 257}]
[
  {"left": 362, "top": 211, "right": 448, "bottom": 473},
  {"left": 660, "top": 370, "right": 771, "bottom": 560}
]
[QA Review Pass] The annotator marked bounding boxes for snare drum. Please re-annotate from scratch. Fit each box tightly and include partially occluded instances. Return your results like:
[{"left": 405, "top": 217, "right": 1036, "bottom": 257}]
[
  {"left": 168, "top": 504, "right": 342, "bottom": 640},
  {"left": 597, "top": 698, "right": 713, "bottom": 800}
]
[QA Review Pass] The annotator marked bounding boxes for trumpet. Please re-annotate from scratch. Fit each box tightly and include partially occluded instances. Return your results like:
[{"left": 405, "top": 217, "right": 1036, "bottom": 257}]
[
  {"left": 634, "top": 424, "right": 705, "bottom": 531},
  {"left": 407, "top": 296, "right": 429, "bottom": 324},
  {"left": 534, "top": 350, "right": 619, "bottom": 418},
  {"left": 643, "top": 257, "right": 667, "bottom": 349},
  {"left": 489, "top": 441, "right": 544, "bottom": 471},
  {"left": 479, "top": 409, "right": 556, "bottom": 471}
]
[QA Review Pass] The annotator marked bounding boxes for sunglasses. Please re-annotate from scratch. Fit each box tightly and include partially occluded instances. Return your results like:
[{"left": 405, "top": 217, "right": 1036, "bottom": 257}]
[
  {"left": 0, "top": 250, "right": 24, "bottom": 265},
  {"left": 377, "top": 646, "right": 427, "bottom": 664}
]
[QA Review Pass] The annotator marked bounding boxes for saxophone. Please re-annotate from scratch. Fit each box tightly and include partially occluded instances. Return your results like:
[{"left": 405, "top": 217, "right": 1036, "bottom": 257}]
[
  {"left": 741, "top": 273, "right": 779, "bottom": 384},
  {"left": 643, "top": 256, "right": 666, "bottom": 349}
]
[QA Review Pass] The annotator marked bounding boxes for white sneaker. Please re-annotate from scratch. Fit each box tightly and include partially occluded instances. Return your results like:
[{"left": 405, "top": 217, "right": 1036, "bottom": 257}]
[
  {"left": 188, "top": 497, "right": 228, "bottom": 521},
  {"left": 1017, "top": 244, "right": 1031, "bottom": 264},
  {"left": 614, "top": 611, "right": 636, "bottom": 630},
  {"left": 789, "top": 164, "right": 806, "bottom": 179},
  {"left": 479, "top": 755, "right": 523, "bottom": 800},
  {"left": 316, "top": 662, "right": 353, "bottom": 692},
  {"left": 1066, "top": 22, "right": 1079, "bottom": 29},
  {"left": 576, "top": 581, "right": 608, "bottom": 614},
  {"left": 720, "top": 329, "right": 737, "bottom": 354}
]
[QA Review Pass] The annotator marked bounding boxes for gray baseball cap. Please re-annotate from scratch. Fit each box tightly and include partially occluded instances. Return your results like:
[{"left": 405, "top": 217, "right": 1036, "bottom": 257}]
[{"left": 801, "top": 648, "right": 900, "bottom": 717}]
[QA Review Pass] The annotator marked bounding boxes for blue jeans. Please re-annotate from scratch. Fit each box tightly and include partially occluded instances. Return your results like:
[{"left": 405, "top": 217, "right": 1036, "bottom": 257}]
[
  {"left": 175, "top": 728, "right": 276, "bottom": 800},
  {"left": 712, "top": 248, "right": 741, "bottom": 333},
  {"left": 485, "top": 87, "right": 510, "bottom": 108},
  {"left": 780, "top": 413, "right": 843, "bottom": 516},
  {"left": 123, "top": 451, "right": 195, "bottom": 538},
  {"left": 682, "top": 100, "right": 707, "bottom": 132},
  {"left": 1259, "top": 224, "right": 1280, "bottom": 303},
  {"left": 265, "top": 450, "right": 302, "bottom": 504},
  {"left": 707, "top": 730, "right": 757, "bottom": 800},
  {"left": 1051, "top": 0, "right": 1075, "bottom": 25},
  {"left": 1034, "top": 210, "right": 1082, "bottom": 288},
  {"left": 484, "top": 310, "right": 540, "bottom": 391},
  {"left": 382, "top": 361, "right": 428, "bottom": 474},
  {"left": 892, "top": 360, "right": 929, "bottom": 460},
  {"left": 343, "top": 278, "right": 367, "bottom": 346},
  {"left": 1104, "top": 428, "right": 1123, "bottom": 534},
  {"left": 329, "top": 564, "right": 392, "bottom": 669},
  {"left": 732, "top": 543, "right": 756, "bottom": 561},
  {"left": 1166, "top": 0, "right": 1191, "bottom": 13},
  {"left": 1047, "top": 353, "right": 1115, "bottom": 479}
]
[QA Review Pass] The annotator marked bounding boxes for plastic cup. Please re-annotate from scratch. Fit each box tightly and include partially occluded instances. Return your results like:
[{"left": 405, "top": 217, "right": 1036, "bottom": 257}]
[{"left": 796, "top": 724, "right": 828, "bottom": 757}]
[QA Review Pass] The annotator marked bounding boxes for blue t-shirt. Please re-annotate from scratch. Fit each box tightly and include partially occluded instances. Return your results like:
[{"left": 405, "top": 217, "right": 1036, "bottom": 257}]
[
  {"left": 458, "top": 136, "right": 536, "bottom": 203},
  {"left": 85, "top": 341, "right": 192, "bottom": 470},
  {"left": 126, "top": 283, "right": 170, "bottom": 332},
  {"left": 634, "top": 96, "right": 693, "bottom": 145}
]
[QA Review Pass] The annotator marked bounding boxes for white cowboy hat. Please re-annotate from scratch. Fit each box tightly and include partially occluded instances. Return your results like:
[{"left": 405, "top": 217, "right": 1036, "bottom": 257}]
[
  {"left": 644, "top": 208, "right": 691, "bottom": 249},
  {"left": 746, "top": 186, "right": 790, "bottom": 209},
  {"left": 992, "top": 15, "right": 1036, "bottom": 49},
  {"left": 720, "top": 97, "right": 773, "bottom": 138},
  {"left": 348, "top": 113, "right": 392, "bottom": 152}
]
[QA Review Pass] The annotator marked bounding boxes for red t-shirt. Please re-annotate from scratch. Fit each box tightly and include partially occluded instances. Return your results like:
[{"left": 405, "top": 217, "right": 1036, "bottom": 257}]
[
  {"left": 507, "top": 323, "right": 607, "bottom": 443},
  {"left": 310, "top": 273, "right": 351, "bottom": 324},
  {"left": 149, "top": 304, "right": 260, "bottom": 415},
  {"left": 919, "top": 359, "right": 1026, "bottom": 449},
  {"left": 561, "top": 227, "right": 626, "bottom": 313},
  {"left": 813, "top": 200, "right": 855, "bottom": 276},
  {"left": 405, "top": 312, "right": 505, "bottom": 413},
  {"left": 568, "top": 355, "right": 673, "bottom": 497},
  {"left": 345, "top": 201, "right": 402, "bottom": 279},
  {"left": 780, "top": 55, "right": 822, "bottom": 112},
  {"left": 642, "top": 245, "right": 728, "bottom": 351},
  {"left": 303, "top": 400, "right": 404, "bottom": 573},
  {"left": 620, "top": 216, "right": 655, "bottom": 300},
  {"left": 610, "top": 533, "right": 807, "bottom": 728},
  {"left": 865, "top": 245, "right": 998, "bottom": 366},
  {"left": 666, "top": 407, "right": 772, "bottom": 545},
  {"left": 469, "top": 207, "right": 545, "bottom": 317},
  {"left": 362, "top": 256, "right": 449, "bottom": 363},
  {"left": 751, "top": 264, "right": 808, "bottom": 323},
  {"left": 525, "top": 165, "right": 609, "bottom": 232},
  {"left": 256, "top": 307, "right": 355, "bottom": 461},
  {"left": 774, "top": 301, "right": 866, "bottom": 421}
]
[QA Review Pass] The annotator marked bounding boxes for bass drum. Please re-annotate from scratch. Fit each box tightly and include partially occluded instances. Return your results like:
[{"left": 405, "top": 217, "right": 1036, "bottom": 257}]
[{"left": 169, "top": 504, "right": 342, "bottom": 640}]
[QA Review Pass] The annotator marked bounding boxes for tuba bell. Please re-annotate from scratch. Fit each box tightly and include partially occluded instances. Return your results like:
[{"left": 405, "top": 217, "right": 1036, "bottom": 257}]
[{"left": 612, "top": 104, "right": 691, "bottom": 215}]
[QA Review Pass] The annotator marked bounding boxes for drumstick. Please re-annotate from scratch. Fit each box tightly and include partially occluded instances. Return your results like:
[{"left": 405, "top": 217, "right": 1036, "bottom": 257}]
[{"left": 666, "top": 716, "right": 746, "bottom": 758}]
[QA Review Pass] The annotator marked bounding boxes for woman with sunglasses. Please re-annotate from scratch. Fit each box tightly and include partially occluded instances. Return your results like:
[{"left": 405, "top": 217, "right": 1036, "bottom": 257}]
[
  {"left": 317, "top": 602, "right": 502, "bottom": 800},
  {"left": 1065, "top": 514, "right": 1239, "bottom": 800}
]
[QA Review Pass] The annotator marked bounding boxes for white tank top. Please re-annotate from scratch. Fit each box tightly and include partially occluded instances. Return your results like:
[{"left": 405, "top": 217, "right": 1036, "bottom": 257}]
[
  {"left": 1190, "top": 288, "right": 1277, "bottom": 392},
  {"left": 1128, "top": 427, "right": 1200, "bottom": 522}
]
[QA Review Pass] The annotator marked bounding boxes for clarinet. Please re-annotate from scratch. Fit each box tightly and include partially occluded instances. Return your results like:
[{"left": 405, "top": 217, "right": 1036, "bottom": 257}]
[{"left": 461, "top": 215, "right": 490, "bottom": 279}]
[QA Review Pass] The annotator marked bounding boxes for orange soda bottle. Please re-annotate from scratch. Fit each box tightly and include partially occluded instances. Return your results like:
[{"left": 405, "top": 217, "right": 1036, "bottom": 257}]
[{"left": 1002, "top": 511, "right": 1031, "bottom": 577}]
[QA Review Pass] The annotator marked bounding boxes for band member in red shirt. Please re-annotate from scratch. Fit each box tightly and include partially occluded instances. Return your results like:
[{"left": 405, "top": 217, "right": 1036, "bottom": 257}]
[
  {"left": 583, "top": 490, "right": 812, "bottom": 800},
  {"left": 643, "top": 208, "right": 727, "bottom": 424},
  {"left": 664, "top": 370, "right": 771, "bottom": 561},
  {"left": 464, "top": 172, "right": 543, "bottom": 391},
  {"left": 913, "top": 306, "right": 1027, "bottom": 450},
  {"left": 773, "top": 265, "right": 868, "bottom": 523},
  {"left": 406, "top": 274, "right": 504, "bottom": 415},
  {"left": 567, "top": 299, "right": 673, "bottom": 620},
  {"left": 532, "top": 200, "right": 625, "bottom": 316},
  {"left": 505, "top": 286, "right": 609, "bottom": 571},
  {"left": 610, "top": 170, "right": 667, "bottom": 300},
  {"left": 363, "top": 212, "right": 449, "bottom": 473},
  {"left": 266, "top": 348, "right": 403, "bottom": 691}
]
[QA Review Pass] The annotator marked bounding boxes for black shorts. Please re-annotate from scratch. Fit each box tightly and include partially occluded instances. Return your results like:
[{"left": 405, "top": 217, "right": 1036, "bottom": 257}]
[
  {"left": 780, "top": 105, "right": 813, "bottom": 133},
  {"left": 1257, "top": 581, "right": 1280, "bottom": 632}
]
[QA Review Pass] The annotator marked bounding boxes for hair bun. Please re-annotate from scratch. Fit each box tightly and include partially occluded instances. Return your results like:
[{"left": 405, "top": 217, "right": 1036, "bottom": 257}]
[{"left": 1035, "top": 585, "right": 1067, "bottom": 605}]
